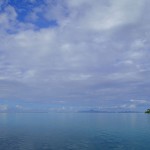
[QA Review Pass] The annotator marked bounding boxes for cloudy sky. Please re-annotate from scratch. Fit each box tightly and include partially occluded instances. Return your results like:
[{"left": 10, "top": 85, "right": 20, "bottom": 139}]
[{"left": 0, "top": 0, "right": 150, "bottom": 112}]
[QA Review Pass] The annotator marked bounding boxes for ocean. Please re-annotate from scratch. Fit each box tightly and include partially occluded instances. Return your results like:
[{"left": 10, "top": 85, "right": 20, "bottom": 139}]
[{"left": 0, "top": 113, "right": 150, "bottom": 150}]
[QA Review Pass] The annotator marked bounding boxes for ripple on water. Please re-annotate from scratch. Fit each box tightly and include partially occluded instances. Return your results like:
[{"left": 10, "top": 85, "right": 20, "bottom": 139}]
[{"left": 0, "top": 136, "right": 35, "bottom": 150}]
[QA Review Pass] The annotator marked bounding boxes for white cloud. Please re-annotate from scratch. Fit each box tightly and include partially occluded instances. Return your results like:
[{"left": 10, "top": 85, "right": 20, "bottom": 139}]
[
  {"left": 0, "top": 104, "right": 8, "bottom": 111},
  {"left": 130, "top": 99, "right": 149, "bottom": 104},
  {"left": 63, "top": 0, "right": 145, "bottom": 31},
  {"left": 119, "top": 103, "right": 136, "bottom": 109},
  {"left": 0, "top": 5, "right": 17, "bottom": 30},
  {"left": 66, "top": 0, "right": 91, "bottom": 7},
  {"left": 16, "top": 105, "right": 23, "bottom": 109}
]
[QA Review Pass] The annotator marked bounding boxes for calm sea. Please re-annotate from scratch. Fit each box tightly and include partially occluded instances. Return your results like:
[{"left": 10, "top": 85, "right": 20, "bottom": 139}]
[{"left": 0, "top": 113, "right": 150, "bottom": 150}]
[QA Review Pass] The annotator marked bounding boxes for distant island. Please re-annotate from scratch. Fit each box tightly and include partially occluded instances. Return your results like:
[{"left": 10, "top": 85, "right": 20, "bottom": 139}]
[
  {"left": 78, "top": 109, "right": 140, "bottom": 113},
  {"left": 145, "top": 109, "right": 150, "bottom": 113}
]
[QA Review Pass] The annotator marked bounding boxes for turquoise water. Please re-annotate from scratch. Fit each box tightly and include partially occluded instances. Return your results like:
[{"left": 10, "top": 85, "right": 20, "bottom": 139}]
[{"left": 0, "top": 113, "right": 150, "bottom": 150}]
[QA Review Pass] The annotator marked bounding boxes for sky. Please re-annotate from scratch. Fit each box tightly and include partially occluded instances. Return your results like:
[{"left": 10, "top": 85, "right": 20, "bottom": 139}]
[{"left": 0, "top": 0, "right": 150, "bottom": 112}]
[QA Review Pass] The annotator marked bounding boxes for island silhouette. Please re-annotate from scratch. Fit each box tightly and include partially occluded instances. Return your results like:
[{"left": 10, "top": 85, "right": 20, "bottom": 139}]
[{"left": 145, "top": 109, "right": 150, "bottom": 113}]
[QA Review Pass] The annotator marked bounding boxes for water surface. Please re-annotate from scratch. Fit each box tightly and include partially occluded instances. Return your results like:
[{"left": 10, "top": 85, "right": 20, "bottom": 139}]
[{"left": 0, "top": 113, "right": 150, "bottom": 150}]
